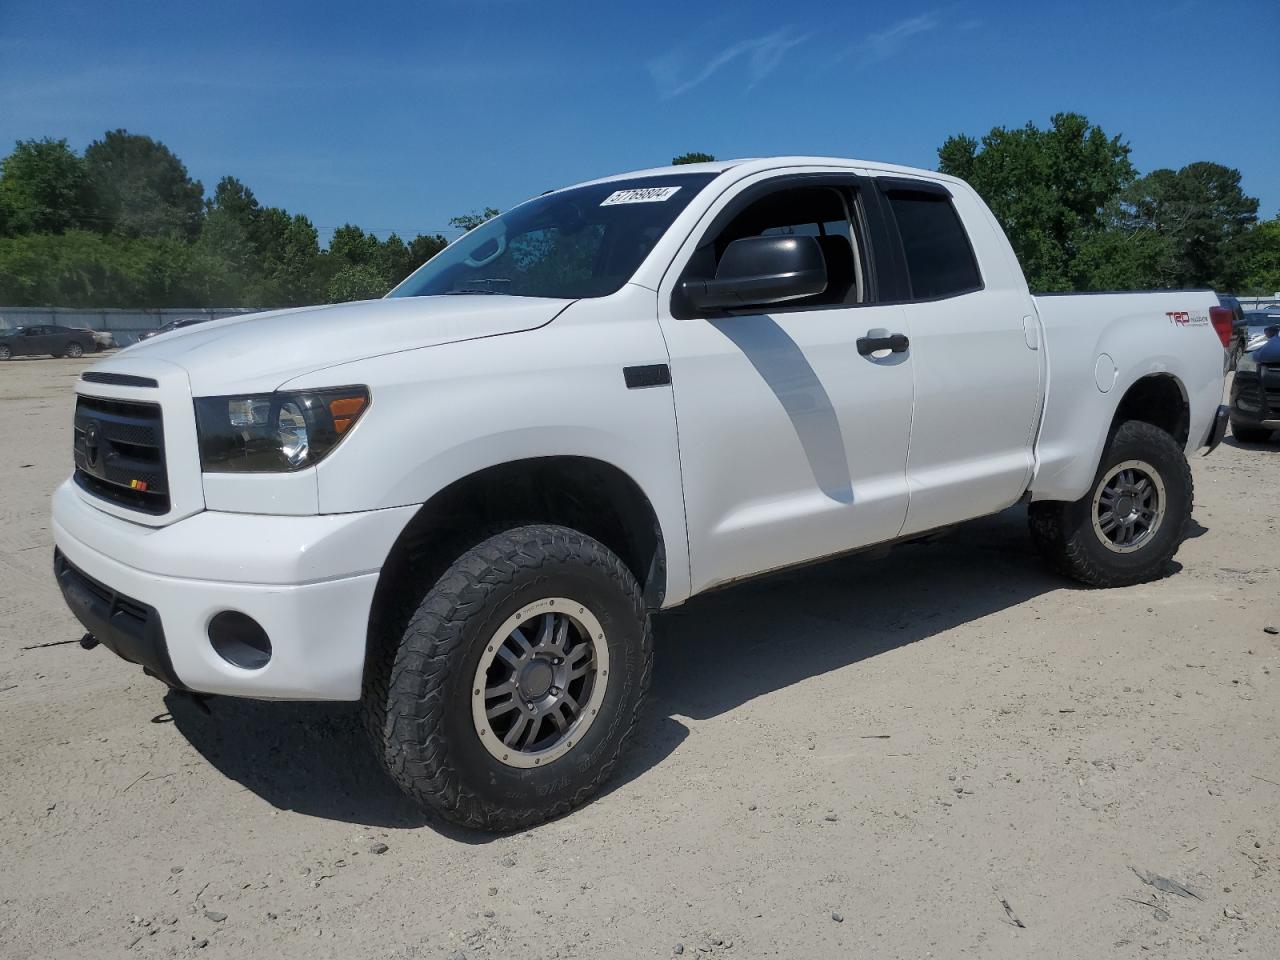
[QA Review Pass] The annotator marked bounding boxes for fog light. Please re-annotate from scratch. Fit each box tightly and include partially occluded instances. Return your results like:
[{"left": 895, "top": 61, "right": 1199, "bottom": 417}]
[{"left": 208, "top": 611, "right": 272, "bottom": 669}]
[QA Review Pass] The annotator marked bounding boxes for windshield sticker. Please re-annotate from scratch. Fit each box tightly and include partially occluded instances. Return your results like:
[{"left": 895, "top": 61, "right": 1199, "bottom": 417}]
[
  {"left": 1167, "top": 310, "right": 1209, "bottom": 327},
  {"left": 600, "top": 186, "right": 682, "bottom": 206}
]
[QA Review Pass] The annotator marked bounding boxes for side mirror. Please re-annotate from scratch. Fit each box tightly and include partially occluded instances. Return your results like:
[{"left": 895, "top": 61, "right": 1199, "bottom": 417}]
[{"left": 681, "top": 235, "right": 827, "bottom": 311}]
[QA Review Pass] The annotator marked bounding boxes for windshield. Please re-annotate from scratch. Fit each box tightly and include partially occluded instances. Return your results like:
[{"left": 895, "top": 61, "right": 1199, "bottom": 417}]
[{"left": 388, "top": 173, "right": 717, "bottom": 301}]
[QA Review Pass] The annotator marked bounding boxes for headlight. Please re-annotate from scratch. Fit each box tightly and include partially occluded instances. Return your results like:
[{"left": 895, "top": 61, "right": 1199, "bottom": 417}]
[
  {"left": 195, "top": 387, "right": 369, "bottom": 473},
  {"left": 1237, "top": 350, "right": 1258, "bottom": 374}
]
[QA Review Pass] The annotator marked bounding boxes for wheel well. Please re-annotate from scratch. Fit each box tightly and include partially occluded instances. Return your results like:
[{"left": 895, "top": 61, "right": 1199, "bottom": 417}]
[
  {"left": 364, "top": 458, "right": 667, "bottom": 685},
  {"left": 1111, "top": 374, "right": 1189, "bottom": 446}
]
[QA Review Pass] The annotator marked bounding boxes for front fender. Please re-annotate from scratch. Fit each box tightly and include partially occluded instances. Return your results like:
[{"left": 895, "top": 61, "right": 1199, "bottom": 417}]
[{"left": 288, "top": 289, "right": 692, "bottom": 604}]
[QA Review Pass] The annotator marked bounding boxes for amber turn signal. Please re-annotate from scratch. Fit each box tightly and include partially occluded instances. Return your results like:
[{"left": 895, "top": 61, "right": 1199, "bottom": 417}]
[{"left": 329, "top": 395, "right": 369, "bottom": 434}]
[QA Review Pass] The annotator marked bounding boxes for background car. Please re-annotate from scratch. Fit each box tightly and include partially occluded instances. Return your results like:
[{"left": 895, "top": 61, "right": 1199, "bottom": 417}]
[
  {"left": 137, "top": 316, "right": 213, "bottom": 341},
  {"left": 1243, "top": 310, "right": 1280, "bottom": 350},
  {"left": 0, "top": 325, "right": 98, "bottom": 360},
  {"left": 1229, "top": 328, "right": 1279, "bottom": 444}
]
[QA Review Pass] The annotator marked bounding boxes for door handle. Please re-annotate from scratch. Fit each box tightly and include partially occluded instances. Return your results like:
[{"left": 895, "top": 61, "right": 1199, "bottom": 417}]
[{"left": 856, "top": 332, "right": 910, "bottom": 356}]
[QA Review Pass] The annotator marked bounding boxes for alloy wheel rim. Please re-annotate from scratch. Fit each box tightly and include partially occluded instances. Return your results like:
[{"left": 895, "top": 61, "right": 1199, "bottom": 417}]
[
  {"left": 1091, "top": 459, "right": 1166, "bottom": 554},
  {"left": 471, "top": 597, "right": 608, "bottom": 769}
]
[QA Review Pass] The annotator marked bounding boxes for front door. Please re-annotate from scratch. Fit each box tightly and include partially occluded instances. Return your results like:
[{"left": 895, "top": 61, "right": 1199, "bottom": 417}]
[{"left": 656, "top": 173, "right": 915, "bottom": 594}]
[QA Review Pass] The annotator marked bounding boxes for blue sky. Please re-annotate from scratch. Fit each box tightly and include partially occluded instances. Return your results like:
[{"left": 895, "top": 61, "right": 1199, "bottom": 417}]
[{"left": 2, "top": 0, "right": 1277, "bottom": 243}]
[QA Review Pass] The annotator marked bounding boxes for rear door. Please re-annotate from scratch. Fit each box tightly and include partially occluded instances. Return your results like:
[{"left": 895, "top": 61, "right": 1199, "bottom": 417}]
[
  {"left": 871, "top": 176, "right": 1043, "bottom": 535},
  {"left": 21, "top": 326, "right": 48, "bottom": 356}
]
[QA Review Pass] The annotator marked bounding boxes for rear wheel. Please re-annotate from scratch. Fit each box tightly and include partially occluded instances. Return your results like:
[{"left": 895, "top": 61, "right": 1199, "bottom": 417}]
[
  {"left": 1231, "top": 421, "right": 1274, "bottom": 444},
  {"left": 1029, "top": 420, "right": 1192, "bottom": 587},
  {"left": 363, "top": 524, "right": 652, "bottom": 831},
  {"left": 65, "top": 342, "right": 84, "bottom": 359}
]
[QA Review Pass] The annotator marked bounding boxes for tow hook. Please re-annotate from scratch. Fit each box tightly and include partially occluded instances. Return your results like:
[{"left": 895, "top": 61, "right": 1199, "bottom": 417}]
[{"left": 79, "top": 632, "right": 99, "bottom": 650}]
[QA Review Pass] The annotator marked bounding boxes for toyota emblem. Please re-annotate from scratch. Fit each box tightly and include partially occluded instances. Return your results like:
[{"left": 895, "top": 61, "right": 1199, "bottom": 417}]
[{"left": 84, "top": 421, "right": 101, "bottom": 468}]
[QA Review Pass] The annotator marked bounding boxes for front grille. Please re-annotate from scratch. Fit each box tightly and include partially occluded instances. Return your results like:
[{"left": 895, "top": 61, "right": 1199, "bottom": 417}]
[
  {"left": 1262, "top": 365, "right": 1280, "bottom": 418},
  {"left": 73, "top": 395, "right": 170, "bottom": 514}
]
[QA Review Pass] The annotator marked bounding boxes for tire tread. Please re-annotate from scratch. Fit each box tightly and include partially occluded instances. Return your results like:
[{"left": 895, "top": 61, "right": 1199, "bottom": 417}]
[
  {"left": 362, "top": 523, "right": 652, "bottom": 831},
  {"left": 1028, "top": 420, "right": 1193, "bottom": 588}
]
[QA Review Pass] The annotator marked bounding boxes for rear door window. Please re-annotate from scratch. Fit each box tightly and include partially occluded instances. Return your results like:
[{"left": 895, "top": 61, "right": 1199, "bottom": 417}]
[{"left": 883, "top": 188, "right": 982, "bottom": 300}]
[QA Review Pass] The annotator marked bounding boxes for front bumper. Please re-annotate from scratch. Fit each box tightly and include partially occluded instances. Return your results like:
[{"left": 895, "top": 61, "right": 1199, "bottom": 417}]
[
  {"left": 1230, "top": 367, "right": 1280, "bottom": 430},
  {"left": 51, "top": 480, "right": 417, "bottom": 700}
]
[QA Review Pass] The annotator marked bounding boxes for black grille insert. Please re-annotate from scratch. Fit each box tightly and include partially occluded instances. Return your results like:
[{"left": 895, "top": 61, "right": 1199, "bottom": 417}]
[
  {"left": 1262, "top": 365, "right": 1280, "bottom": 417},
  {"left": 82, "top": 372, "right": 159, "bottom": 388},
  {"left": 73, "top": 395, "right": 170, "bottom": 514}
]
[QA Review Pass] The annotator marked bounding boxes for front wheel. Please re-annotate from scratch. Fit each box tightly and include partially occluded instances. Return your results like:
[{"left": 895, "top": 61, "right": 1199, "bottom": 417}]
[
  {"left": 363, "top": 524, "right": 652, "bottom": 831},
  {"left": 1029, "top": 420, "right": 1193, "bottom": 587},
  {"left": 65, "top": 342, "right": 84, "bottom": 359}
]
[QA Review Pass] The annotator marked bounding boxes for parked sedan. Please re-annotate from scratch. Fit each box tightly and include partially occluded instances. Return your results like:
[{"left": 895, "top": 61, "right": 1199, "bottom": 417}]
[
  {"left": 137, "top": 316, "right": 213, "bottom": 341},
  {"left": 1229, "top": 328, "right": 1280, "bottom": 444},
  {"left": 0, "top": 325, "right": 98, "bottom": 360}
]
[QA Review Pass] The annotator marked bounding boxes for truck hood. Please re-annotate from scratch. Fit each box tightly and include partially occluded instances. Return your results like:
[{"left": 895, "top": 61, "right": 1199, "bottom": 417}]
[{"left": 95, "top": 296, "right": 572, "bottom": 395}]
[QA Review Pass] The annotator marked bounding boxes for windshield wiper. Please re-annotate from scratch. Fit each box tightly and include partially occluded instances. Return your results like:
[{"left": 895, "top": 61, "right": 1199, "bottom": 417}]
[{"left": 446, "top": 278, "right": 513, "bottom": 295}]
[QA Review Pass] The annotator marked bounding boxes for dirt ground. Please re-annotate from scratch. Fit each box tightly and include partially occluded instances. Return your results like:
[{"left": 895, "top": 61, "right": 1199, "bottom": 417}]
[{"left": 1, "top": 354, "right": 1277, "bottom": 960}]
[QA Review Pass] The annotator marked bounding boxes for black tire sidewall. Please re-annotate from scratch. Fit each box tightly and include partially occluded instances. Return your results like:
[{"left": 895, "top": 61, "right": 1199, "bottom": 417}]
[
  {"left": 438, "top": 557, "right": 646, "bottom": 809},
  {"left": 1065, "top": 423, "right": 1190, "bottom": 578},
  {"left": 66, "top": 343, "right": 83, "bottom": 358}
]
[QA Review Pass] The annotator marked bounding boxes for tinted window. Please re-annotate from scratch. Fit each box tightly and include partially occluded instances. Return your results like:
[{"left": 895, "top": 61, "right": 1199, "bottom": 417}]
[
  {"left": 390, "top": 173, "right": 716, "bottom": 300},
  {"left": 886, "top": 190, "right": 981, "bottom": 300},
  {"left": 685, "top": 185, "right": 864, "bottom": 307}
]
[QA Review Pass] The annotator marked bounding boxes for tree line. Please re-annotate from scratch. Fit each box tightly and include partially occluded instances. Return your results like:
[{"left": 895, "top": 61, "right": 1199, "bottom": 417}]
[
  {"left": 0, "top": 118, "right": 1277, "bottom": 309},
  {"left": 0, "top": 130, "right": 468, "bottom": 308}
]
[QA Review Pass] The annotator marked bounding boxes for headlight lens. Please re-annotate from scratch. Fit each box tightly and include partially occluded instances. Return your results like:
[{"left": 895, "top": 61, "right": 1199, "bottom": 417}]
[{"left": 195, "top": 387, "right": 369, "bottom": 473}]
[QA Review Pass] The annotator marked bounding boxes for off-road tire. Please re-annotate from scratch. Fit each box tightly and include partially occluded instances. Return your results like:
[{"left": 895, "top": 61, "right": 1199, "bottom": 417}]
[
  {"left": 1028, "top": 420, "right": 1193, "bottom": 587},
  {"left": 65, "top": 342, "right": 84, "bottom": 359},
  {"left": 362, "top": 524, "right": 653, "bottom": 831},
  {"left": 1230, "top": 421, "right": 1274, "bottom": 445}
]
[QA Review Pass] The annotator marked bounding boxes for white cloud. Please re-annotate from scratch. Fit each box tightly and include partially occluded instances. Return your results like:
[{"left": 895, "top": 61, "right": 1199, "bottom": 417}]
[
  {"left": 647, "top": 26, "right": 811, "bottom": 100},
  {"left": 861, "top": 12, "right": 941, "bottom": 65}
]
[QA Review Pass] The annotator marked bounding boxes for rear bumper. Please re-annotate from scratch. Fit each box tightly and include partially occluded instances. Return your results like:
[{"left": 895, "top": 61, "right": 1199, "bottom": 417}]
[{"left": 51, "top": 480, "right": 417, "bottom": 700}]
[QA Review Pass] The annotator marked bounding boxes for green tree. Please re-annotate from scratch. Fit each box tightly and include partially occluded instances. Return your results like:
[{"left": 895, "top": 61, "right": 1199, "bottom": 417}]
[
  {"left": 1123, "top": 162, "right": 1258, "bottom": 289},
  {"left": 938, "top": 113, "right": 1135, "bottom": 290},
  {"left": 0, "top": 138, "right": 97, "bottom": 235},
  {"left": 256, "top": 211, "right": 324, "bottom": 306},
  {"left": 1234, "top": 217, "right": 1280, "bottom": 296},
  {"left": 327, "top": 263, "right": 388, "bottom": 302},
  {"left": 84, "top": 129, "right": 205, "bottom": 239},
  {"left": 0, "top": 231, "right": 215, "bottom": 308},
  {"left": 449, "top": 207, "right": 500, "bottom": 233},
  {"left": 408, "top": 232, "right": 448, "bottom": 269},
  {"left": 672, "top": 152, "right": 715, "bottom": 165}
]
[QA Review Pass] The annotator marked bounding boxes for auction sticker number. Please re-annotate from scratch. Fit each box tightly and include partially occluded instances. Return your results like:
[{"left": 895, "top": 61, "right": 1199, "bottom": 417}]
[{"left": 600, "top": 186, "right": 682, "bottom": 206}]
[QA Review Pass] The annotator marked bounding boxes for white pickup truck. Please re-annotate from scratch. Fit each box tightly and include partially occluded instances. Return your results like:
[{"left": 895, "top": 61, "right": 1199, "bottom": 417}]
[{"left": 52, "top": 157, "right": 1231, "bottom": 829}]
